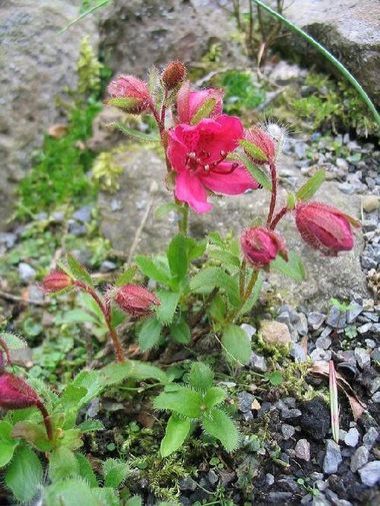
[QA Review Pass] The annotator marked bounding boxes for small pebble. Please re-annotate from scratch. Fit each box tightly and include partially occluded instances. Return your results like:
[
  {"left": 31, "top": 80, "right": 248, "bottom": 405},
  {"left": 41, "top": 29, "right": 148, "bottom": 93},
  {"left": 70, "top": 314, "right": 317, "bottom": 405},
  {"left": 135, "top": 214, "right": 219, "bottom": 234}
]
[
  {"left": 241, "top": 323, "right": 256, "bottom": 339},
  {"left": 344, "top": 428, "right": 360, "bottom": 447},
  {"left": 315, "top": 336, "right": 332, "bottom": 350},
  {"left": 350, "top": 446, "right": 369, "bottom": 473},
  {"left": 308, "top": 311, "right": 325, "bottom": 330},
  {"left": 362, "top": 195, "right": 380, "bottom": 213},
  {"left": 295, "top": 439, "right": 311, "bottom": 461},
  {"left": 358, "top": 461, "right": 380, "bottom": 487},
  {"left": 354, "top": 348, "right": 371, "bottom": 369},
  {"left": 323, "top": 440, "right": 342, "bottom": 474},
  {"left": 249, "top": 352, "right": 267, "bottom": 373},
  {"left": 363, "top": 427, "right": 379, "bottom": 448},
  {"left": 281, "top": 424, "right": 295, "bottom": 440},
  {"left": 18, "top": 262, "right": 36, "bottom": 283}
]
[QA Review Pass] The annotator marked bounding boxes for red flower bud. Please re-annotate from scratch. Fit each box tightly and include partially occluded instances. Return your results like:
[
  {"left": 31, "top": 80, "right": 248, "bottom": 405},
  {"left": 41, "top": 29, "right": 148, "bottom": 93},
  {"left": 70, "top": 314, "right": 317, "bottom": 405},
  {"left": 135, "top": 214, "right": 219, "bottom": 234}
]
[
  {"left": 161, "top": 60, "right": 187, "bottom": 90},
  {"left": 0, "top": 373, "right": 40, "bottom": 410},
  {"left": 42, "top": 270, "right": 72, "bottom": 292},
  {"left": 241, "top": 227, "right": 287, "bottom": 268},
  {"left": 114, "top": 284, "right": 160, "bottom": 317},
  {"left": 107, "top": 75, "right": 152, "bottom": 114},
  {"left": 243, "top": 127, "right": 276, "bottom": 164},
  {"left": 295, "top": 202, "right": 359, "bottom": 256}
]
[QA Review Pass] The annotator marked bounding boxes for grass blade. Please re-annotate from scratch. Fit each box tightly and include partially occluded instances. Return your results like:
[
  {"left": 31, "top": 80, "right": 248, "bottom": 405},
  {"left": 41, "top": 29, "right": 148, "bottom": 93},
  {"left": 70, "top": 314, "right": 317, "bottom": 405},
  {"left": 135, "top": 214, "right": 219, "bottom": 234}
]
[{"left": 329, "top": 360, "right": 340, "bottom": 444}]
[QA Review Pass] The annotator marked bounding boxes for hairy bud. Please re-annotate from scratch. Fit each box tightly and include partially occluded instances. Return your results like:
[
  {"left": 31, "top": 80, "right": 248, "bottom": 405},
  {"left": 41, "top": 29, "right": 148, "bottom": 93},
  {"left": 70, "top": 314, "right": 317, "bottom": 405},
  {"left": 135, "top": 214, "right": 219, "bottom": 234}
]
[
  {"left": 295, "top": 202, "right": 358, "bottom": 255},
  {"left": 241, "top": 227, "right": 287, "bottom": 269},
  {"left": 176, "top": 81, "right": 223, "bottom": 124},
  {"left": 162, "top": 61, "right": 187, "bottom": 90},
  {"left": 114, "top": 284, "right": 160, "bottom": 317},
  {"left": 42, "top": 270, "right": 72, "bottom": 292},
  {"left": 0, "top": 373, "right": 40, "bottom": 410},
  {"left": 243, "top": 127, "right": 276, "bottom": 165},
  {"left": 107, "top": 75, "right": 152, "bottom": 114}
]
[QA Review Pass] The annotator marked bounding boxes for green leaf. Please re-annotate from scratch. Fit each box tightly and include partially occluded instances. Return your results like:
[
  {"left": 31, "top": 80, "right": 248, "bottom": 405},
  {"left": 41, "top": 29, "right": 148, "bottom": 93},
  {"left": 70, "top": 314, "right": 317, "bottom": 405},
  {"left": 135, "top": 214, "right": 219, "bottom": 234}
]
[
  {"left": 240, "top": 139, "right": 268, "bottom": 162},
  {"left": 169, "top": 319, "right": 191, "bottom": 344},
  {"left": 160, "top": 414, "right": 191, "bottom": 457},
  {"left": 202, "top": 408, "right": 239, "bottom": 452},
  {"left": 69, "top": 370, "right": 104, "bottom": 408},
  {"left": 137, "top": 316, "right": 163, "bottom": 351},
  {"left": 43, "top": 478, "right": 102, "bottom": 506},
  {"left": 0, "top": 421, "right": 18, "bottom": 467},
  {"left": 103, "top": 458, "right": 128, "bottom": 488},
  {"left": 5, "top": 446, "right": 43, "bottom": 502},
  {"left": 76, "top": 453, "right": 98, "bottom": 488},
  {"left": 93, "top": 487, "right": 119, "bottom": 506},
  {"left": 111, "top": 122, "right": 160, "bottom": 142},
  {"left": 204, "top": 387, "right": 227, "bottom": 409},
  {"left": 57, "top": 308, "right": 99, "bottom": 326},
  {"left": 77, "top": 420, "right": 105, "bottom": 433},
  {"left": 296, "top": 169, "right": 325, "bottom": 201},
  {"left": 155, "top": 202, "right": 180, "bottom": 220},
  {"left": 107, "top": 97, "right": 139, "bottom": 110},
  {"left": 156, "top": 290, "right": 180, "bottom": 325},
  {"left": 49, "top": 447, "right": 79, "bottom": 481},
  {"left": 126, "top": 497, "right": 143, "bottom": 506},
  {"left": 190, "top": 267, "right": 240, "bottom": 306},
  {"left": 154, "top": 386, "right": 202, "bottom": 418},
  {"left": 209, "top": 293, "right": 227, "bottom": 323},
  {"left": 167, "top": 234, "right": 189, "bottom": 281},
  {"left": 0, "top": 332, "right": 26, "bottom": 351},
  {"left": 100, "top": 360, "right": 167, "bottom": 385},
  {"left": 222, "top": 324, "right": 252, "bottom": 365},
  {"left": 12, "top": 421, "right": 51, "bottom": 452},
  {"left": 188, "top": 362, "right": 214, "bottom": 392},
  {"left": 136, "top": 255, "right": 172, "bottom": 286},
  {"left": 115, "top": 265, "right": 137, "bottom": 286},
  {"left": 271, "top": 251, "right": 306, "bottom": 281},
  {"left": 190, "top": 97, "right": 217, "bottom": 125},
  {"left": 266, "top": 371, "right": 283, "bottom": 386},
  {"left": 67, "top": 253, "right": 93, "bottom": 286},
  {"left": 208, "top": 247, "right": 240, "bottom": 269},
  {"left": 233, "top": 151, "right": 272, "bottom": 190}
]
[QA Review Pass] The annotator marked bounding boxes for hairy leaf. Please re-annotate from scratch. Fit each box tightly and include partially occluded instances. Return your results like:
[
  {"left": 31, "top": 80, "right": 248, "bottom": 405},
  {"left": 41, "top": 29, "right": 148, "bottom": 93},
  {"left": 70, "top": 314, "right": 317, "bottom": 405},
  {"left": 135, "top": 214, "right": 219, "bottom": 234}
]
[
  {"left": 204, "top": 387, "right": 227, "bottom": 409},
  {"left": 103, "top": 458, "right": 128, "bottom": 488},
  {"left": 271, "top": 251, "right": 306, "bottom": 281},
  {"left": 222, "top": 324, "right": 252, "bottom": 365},
  {"left": 296, "top": 169, "right": 325, "bottom": 201},
  {"left": 188, "top": 362, "right": 214, "bottom": 392},
  {"left": 67, "top": 253, "right": 93, "bottom": 286},
  {"left": 154, "top": 386, "right": 202, "bottom": 418},
  {"left": 5, "top": 446, "right": 43, "bottom": 502},
  {"left": 137, "top": 316, "right": 163, "bottom": 351},
  {"left": 160, "top": 414, "right": 191, "bottom": 457},
  {"left": 202, "top": 408, "right": 239, "bottom": 452},
  {"left": 169, "top": 319, "right": 191, "bottom": 344},
  {"left": 135, "top": 255, "right": 172, "bottom": 286},
  {"left": 156, "top": 290, "right": 180, "bottom": 325},
  {"left": 111, "top": 122, "right": 160, "bottom": 142}
]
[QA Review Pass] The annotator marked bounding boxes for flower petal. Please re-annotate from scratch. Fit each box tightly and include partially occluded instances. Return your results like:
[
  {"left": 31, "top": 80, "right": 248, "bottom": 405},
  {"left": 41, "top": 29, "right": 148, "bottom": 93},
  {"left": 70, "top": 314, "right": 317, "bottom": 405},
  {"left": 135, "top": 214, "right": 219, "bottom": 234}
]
[
  {"left": 175, "top": 171, "right": 212, "bottom": 213},
  {"left": 201, "top": 163, "right": 259, "bottom": 195}
]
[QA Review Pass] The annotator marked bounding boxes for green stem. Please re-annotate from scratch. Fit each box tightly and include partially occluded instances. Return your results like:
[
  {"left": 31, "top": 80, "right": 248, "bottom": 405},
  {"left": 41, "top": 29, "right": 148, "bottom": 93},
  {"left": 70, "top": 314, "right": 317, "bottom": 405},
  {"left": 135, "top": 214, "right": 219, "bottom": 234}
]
[
  {"left": 243, "top": 269, "right": 259, "bottom": 302},
  {"left": 239, "top": 259, "right": 247, "bottom": 300},
  {"left": 251, "top": 0, "right": 380, "bottom": 125},
  {"left": 179, "top": 204, "right": 189, "bottom": 235}
]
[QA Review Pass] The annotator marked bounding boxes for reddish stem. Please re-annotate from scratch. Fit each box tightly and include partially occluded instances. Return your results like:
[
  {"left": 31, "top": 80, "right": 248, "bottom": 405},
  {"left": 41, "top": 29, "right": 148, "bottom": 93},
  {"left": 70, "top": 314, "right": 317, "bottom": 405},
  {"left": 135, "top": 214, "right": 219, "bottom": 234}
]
[
  {"left": 0, "top": 338, "right": 11, "bottom": 366},
  {"left": 160, "top": 89, "right": 168, "bottom": 127},
  {"left": 266, "top": 161, "right": 277, "bottom": 226},
  {"left": 74, "top": 281, "right": 126, "bottom": 363},
  {"left": 270, "top": 206, "right": 289, "bottom": 230},
  {"left": 36, "top": 401, "right": 53, "bottom": 441}
]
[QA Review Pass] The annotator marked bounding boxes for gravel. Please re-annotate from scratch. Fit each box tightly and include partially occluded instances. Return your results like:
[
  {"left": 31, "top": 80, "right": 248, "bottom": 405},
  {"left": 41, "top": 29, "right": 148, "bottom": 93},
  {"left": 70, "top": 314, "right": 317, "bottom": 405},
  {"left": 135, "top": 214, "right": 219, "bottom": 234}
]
[
  {"left": 249, "top": 352, "right": 268, "bottom": 373},
  {"left": 18, "top": 262, "right": 36, "bottom": 283},
  {"left": 350, "top": 446, "right": 369, "bottom": 473},
  {"left": 323, "top": 440, "right": 342, "bottom": 474},
  {"left": 295, "top": 439, "right": 311, "bottom": 461},
  {"left": 358, "top": 461, "right": 380, "bottom": 486},
  {"left": 344, "top": 428, "right": 360, "bottom": 448}
]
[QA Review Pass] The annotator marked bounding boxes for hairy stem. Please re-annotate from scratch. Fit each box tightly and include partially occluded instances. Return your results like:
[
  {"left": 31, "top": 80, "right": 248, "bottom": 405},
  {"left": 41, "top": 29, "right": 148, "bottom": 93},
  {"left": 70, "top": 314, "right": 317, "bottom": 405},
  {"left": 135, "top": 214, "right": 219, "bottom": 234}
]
[
  {"left": 178, "top": 203, "right": 189, "bottom": 235},
  {"left": 270, "top": 206, "right": 288, "bottom": 229},
  {"left": 244, "top": 269, "right": 259, "bottom": 302},
  {"left": 239, "top": 259, "right": 247, "bottom": 300},
  {"left": 266, "top": 161, "right": 277, "bottom": 226},
  {"left": 36, "top": 401, "right": 53, "bottom": 441},
  {"left": 74, "top": 281, "right": 126, "bottom": 363}
]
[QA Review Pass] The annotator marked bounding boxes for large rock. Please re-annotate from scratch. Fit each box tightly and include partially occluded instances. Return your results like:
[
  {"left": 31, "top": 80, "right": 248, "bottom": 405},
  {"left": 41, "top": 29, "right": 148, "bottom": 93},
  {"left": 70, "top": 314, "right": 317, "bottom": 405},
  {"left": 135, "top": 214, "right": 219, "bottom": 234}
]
[
  {"left": 98, "top": 145, "right": 367, "bottom": 308},
  {"left": 281, "top": 0, "right": 380, "bottom": 106},
  {"left": 99, "top": 0, "right": 244, "bottom": 76},
  {"left": 0, "top": 0, "right": 98, "bottom": 229}
]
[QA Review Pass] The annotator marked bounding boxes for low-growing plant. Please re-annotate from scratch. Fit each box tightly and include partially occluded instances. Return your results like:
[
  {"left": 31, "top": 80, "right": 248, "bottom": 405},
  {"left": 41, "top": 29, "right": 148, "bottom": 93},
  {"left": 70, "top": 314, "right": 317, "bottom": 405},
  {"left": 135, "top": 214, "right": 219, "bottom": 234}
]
[{"left": 1, "top": 60, "right": 361, "bottom": 503}]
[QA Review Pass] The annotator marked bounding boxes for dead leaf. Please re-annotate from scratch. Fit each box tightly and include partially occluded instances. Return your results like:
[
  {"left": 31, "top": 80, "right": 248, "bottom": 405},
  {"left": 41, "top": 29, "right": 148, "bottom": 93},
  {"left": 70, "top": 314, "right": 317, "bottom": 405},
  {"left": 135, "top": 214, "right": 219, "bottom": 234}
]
[
  {"left": 311, "top": 360, "right": 366, "bottom": 421},
  {"left": 48, "top": 123, "right": 68, "bottom": 138},
  {"left": 251, "top": 398, "right": 261, "bottom": 410}
]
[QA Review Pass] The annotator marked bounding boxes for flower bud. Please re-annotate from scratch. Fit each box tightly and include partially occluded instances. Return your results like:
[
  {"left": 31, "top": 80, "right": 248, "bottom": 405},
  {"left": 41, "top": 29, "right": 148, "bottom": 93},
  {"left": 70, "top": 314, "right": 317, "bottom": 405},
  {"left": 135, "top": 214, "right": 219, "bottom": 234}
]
[
  {"left": 0, "top": 373, "right": 40, "bottom": 410},
  {"left": 107, "top": 75, "right": 152, "bottom": 114},
  {"left": 161, "top": 61, "right": 187, "bottom": 90},
  {"left": 295, "top": 202, "right": 358, "bottom": 255},
  {"left": 114, "top": 284, "right": 160, "bottom": 317},
  {"left": 42, "top": 270, "right": 72, "bottom": 292},
  {"left": 243, "top": 127, "right": 276, "bottom": 165},
  {"left": 241, "top": 227, "right": 287, "bottom": 269},
  {"left": 176, "top": 81, "right": 223, "bottom": 124}
]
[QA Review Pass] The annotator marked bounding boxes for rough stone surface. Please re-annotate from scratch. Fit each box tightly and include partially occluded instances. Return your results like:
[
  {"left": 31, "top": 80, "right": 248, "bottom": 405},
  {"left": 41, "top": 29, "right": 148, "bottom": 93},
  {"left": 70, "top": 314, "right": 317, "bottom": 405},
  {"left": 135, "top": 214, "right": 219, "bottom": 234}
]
[
  {"left": 295, "top": 439, "right": 311, "bottom": 461},
  {"left": 99, "top": 0, "right": 245, "bottom": 76},
  {"left": 259, "top": 320, "right": 292, "bottom": 346},
  {"left": 0, "top": 0, "right": 98, "bottom": 229},
  {"left": 350, "top": 446, "right": 369, "bottom": 473},
  {"left": 282, "top": 0, "right": 380, "bottom": 106},
  {"left": 323, "top": 440, "right": 342, "bottom": 474},
  {"left": 358, "top": 461, "right": 380, "bottom": 487},
  {"left": 98, "top": 147, "right": 367, "bottom": 308}
]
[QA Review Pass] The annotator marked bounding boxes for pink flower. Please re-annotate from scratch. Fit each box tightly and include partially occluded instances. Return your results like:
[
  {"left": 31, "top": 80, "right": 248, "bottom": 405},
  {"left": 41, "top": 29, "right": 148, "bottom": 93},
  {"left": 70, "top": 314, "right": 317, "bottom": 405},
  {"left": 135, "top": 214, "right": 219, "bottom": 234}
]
[
  {"left": 241, "top": 227, "right": 287, "bottom": 269},
  {"left": 295, "top": 202, "right": 359, "bottom": 255},
  {"left": 42, "top": 270, "right": 72, "bottom": 292},
  {"left": 176, "top": 81, "right": 224, "bottom": 124},
  {"left": 243, "top": 127, "right": 276, "bottom": 164},
  {"left": 114, "top": 284, "right": 160, "bottom": 317},
  {"left": 107, "top": 75, "right": 152, "bottom": 114},
  {"left": 167, "top": 115, "right": 259, "bottom": 213}
]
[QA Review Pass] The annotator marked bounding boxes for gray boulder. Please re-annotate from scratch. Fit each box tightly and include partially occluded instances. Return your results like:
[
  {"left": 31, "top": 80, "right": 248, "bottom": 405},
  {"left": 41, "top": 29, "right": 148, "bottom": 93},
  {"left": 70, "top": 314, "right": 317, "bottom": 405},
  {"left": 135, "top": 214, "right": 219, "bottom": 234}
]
[
  {"left": 0, "top": 0, "right": 98, "bottom": 229},
  {"left": 282, "top": 0, "right": 380, "bottom": 106},
  {"left": 99, "top": 0, "right": 244, "bottom": 76},
  {"left": 98, "top": 145, "right": 367, "bottom": 308}
]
